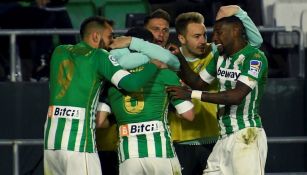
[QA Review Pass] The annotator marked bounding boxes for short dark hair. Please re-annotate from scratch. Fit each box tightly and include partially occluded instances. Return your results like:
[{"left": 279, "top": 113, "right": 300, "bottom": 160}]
[
  {"left": 175, "top": 12, "right": 204, "bottom": 35},
  {"left": 125, "top": 27, "right": 154, "bottom": 43},
  {"left": 80, "top": 16, "right": 114, "bottom": 39},
  {"left": 144, "top": 9, "right": 171, "bottom": 26},
  {"left": 215, "top": 16, "right": 246, "bottom": 38}
]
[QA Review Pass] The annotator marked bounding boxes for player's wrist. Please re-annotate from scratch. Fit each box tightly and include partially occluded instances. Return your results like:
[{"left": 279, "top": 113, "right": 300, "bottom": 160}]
[{"left": 191, "top": 90, "right": 202, "bottom": 100}]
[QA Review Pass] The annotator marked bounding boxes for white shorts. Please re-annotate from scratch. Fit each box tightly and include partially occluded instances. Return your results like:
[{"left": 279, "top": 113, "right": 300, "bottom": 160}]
[
  {"left": 203, "top": 127, "right": 267, "bottom": 175},
  {"left": 119, "top": 157, "right": 182, "bottom": 175},
  {"left": 44, "top": 150, "right": 102, "bottom": 175}
]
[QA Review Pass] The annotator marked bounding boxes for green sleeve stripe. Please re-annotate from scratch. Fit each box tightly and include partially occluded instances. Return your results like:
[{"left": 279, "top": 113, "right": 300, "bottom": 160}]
[
  {"left": 137, "top": 135, "right": 148, "bottom": 157},
  {"left": 164, "top": 131, "right": 174, "bottom": 157},
  {"left": 67, "top": 119, "right": 79, "bottom": 150},
  {"left": 79, "top": 120, "right": 87, "bottom": 152},
  {"left": 154, "top": 132, "right": 162, "bottom": 157},
  {"left": 54, "top": 118, "right": 66, "bottom": 149},
  {"left": 123, "top": 137, "right": 129, "bottom": 160},
  {"left": 85, "top": 128, "right": 94, "bottom": 152},
  {"left": 44, "top": 118, "right": 52, "bottom": 149}
]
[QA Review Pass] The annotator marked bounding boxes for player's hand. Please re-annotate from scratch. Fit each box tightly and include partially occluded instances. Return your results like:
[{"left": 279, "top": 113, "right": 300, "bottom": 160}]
[
  {"left": 167, "top": 86, "right": 192, "bottom": 100},
  {"left": 36, "top": 0, "right": 50, "bottom": 8},
  {"left": 150, "top": 59, "right": 168, "bottom": 69},
  {"left": 216, "top": 5, "right": 240, "bottom": 20},
  {"left": 110, "top": 36, "right": 132, "bottom": 49},
  {"left": 167, "top": 43, "right": 180, "bottom": 55}
]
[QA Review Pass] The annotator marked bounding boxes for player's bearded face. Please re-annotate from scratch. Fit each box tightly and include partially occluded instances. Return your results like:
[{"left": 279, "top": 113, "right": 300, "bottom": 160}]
[{"left": 99, "top": 25, "right": 114, "bottom": 50}]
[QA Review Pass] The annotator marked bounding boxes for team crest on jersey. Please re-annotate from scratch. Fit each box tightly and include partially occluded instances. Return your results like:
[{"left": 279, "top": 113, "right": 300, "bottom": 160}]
[
  {"left": 248, "top": 60, "right": 262, "bottom": 78},
  {"left": 108, "top": 55, "right": 119, "bottom": 66},
  {"left": 217, "top": 67, "right": 241, "bottom": 81}
]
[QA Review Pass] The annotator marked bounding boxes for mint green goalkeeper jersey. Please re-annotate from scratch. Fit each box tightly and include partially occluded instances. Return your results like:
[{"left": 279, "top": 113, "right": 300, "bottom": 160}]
[
  {"left": 44, "top": 42, "right": 157, "bottom": 153},
  {"left": 107, "top": 68, "right": 193, "bottom": 162},
  {"left": 199, "top": 44, "right": 268, "bottom": 137}
]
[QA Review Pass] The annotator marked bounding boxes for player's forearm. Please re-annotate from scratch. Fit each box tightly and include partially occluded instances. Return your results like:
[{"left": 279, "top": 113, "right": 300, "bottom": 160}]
[
  {"left": 201, "top": 90, "right": 244, "bottom": 105},
  {"left": 118, "top": 63, "right": 157, "bottom": 92},
  {"left": 130, "top": 37, "right": 180, "bottom": 70},
  {"left": 235, "top": 7, "right": 263, "bottom": 48}
]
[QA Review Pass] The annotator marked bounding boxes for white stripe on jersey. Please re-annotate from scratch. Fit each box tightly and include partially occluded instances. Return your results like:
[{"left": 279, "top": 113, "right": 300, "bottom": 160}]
[
  {"left": 74, "top": 117, "right": 85, "bottom": 151},
  {"left": 233, "top": 54, "right": 245, "bottom": 70},
  {"left": 119, "top": 137, "right": 125, "bottom": 162},
  {"left": 219, "top": 119, "right": 226, "bottom": 136},
  {"left": 199, "top": 70, "right": 215, "bottom": 84},
  {"left": 146, "top": 133, "right": 156, "bottom": 157},
  {"left": 128, "top": 135, "right": 138, "bottom": 157},
  {"left": 230, "top": 106, "right": 239, "bottom": 132},
  {"left": 252, "top": 85, "right": 259, "bottom": 117},
  {"left": 47, "top": 117, "right": 58, "bottom": 149},
  {"left": 244, "top": 92, "right": 253, "bottom": 127},
  {"left": 111, "top": 70, "right": 130, "bottom": 88},
  {"left": 160, "top": 131, "right": 167, "bottom": 157},
  {"left": 61, "top": 119, "right": 72, "bottom": 149}
]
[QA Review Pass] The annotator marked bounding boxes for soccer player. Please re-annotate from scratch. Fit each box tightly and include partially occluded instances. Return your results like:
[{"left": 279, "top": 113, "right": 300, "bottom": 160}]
[
  {"left": 100, "top": 27, "right": 195, "bottom": 175},
  {"left": 95, "top": 27, "right": 180, "bottom": 175},
  {"left": 166, "top": 5, "right": 264, "bottom": 175},
  {"left": 167, "top": 14, "right": 268, "bottom": 175},
  {"left": 43, "top": 16, "right": 162, "bottom": 175},
  {"left": 144, "top": 8, "right": 171, "bottom": 48}
]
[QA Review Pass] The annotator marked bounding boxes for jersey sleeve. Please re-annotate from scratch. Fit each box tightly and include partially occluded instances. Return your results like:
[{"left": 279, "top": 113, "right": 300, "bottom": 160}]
[
  {"left": 237, "top": 51, "right": 268, "bottom": 89},
  {"left": 235, "top": 7, "right": 263, "bottom": 48},
  {"left": 162, "top": 70, "right": 194, "bottom": 114},
  {"left": 199, "top": 51, "right": 218, "bottom": 84},
  {"left": 97, "top": 51, "right": 158, "bottom": 92},
  {"left": 109, "top": 48, "right": 130, "bottom": 60},
  {"left": 96, "top": 51, "right": 129, "bottom": 87},
  {"left": 118, "top": 53, "right": 150, "bottom": 69},
  {"left": 129, "top": 37, "right": 180, "bottom": 70},
  {"left": 111, "top": 48, "right": 150, "bottom": 69}
]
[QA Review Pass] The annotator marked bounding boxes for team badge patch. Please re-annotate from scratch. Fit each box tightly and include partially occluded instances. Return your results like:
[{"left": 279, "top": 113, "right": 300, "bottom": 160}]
[
  {"left": 248, "top": 60, "right": 262, "bottom": 78},
  {"left": 108, "top": 55, "right": 119, "bottom": 66}
]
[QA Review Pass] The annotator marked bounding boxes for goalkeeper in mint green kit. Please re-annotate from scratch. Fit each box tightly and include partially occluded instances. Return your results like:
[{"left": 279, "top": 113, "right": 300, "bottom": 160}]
[{"left": 44, "top": 17, "right": 161, "bottom": 175}]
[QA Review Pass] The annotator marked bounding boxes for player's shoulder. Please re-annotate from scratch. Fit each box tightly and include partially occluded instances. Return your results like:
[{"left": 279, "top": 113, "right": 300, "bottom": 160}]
[
  {"left": 53, "top": 44, "right": 73, "bottom": 56},
  {"left": 244, "top": 45, "right": 267, "bottom": 62},
  {"left": 157, "top": 69, "right": 180, "bottom": 84},
  {"left": 95, "top": 48, "right": 110, "bottom": 57}
]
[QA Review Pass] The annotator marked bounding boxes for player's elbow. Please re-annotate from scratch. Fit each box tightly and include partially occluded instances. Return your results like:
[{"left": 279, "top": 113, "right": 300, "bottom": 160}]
[
  {"left": 232, "top": 96, "right": 245, "bottom": 105},
  {"left": 180, "top": 109, "right": 195, "bottom": 121},
  {"left": 121, "top": 83, "right": 142, "bottom": 92}
]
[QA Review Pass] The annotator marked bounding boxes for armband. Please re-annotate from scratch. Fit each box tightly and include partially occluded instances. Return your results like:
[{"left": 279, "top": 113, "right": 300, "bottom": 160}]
[{"left": 191, "top": 90, "right": 202, "bottom": 100}]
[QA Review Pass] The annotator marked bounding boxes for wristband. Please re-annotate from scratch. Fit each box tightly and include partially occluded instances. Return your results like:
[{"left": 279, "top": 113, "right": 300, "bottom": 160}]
[{"left": 191, "top": 90, "right": 202, "bottom": 100}]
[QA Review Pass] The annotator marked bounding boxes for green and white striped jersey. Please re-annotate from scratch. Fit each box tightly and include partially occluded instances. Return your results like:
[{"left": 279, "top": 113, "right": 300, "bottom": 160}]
[
  {"left": 107, "top": 69, "right": 193, "bottom": 162},
  {"left": 199, "top": 44, "right": 268, "bottom": 137},
  {"left": 44, "top": 42, "right": 156, "bottom": 153}
]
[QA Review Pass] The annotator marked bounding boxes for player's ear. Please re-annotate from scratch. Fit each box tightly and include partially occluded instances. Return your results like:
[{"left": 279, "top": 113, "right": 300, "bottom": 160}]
[
  {"left": 178, "top": 34, "right": 186, "bottom": 44},
  {"left": 93, "top": 32, "right": 100, "bottom": 43}
]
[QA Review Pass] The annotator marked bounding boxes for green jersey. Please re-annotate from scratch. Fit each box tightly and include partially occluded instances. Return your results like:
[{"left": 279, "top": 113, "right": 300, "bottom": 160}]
[
  {"left": 108, "top": 68, "right": 193, "bottom": 162},
  {"left": 200, "top": 44, "right": 268, "bottom": 137},
  {"left": 44, "top": 42, "right": 157, "bottom": 153}
]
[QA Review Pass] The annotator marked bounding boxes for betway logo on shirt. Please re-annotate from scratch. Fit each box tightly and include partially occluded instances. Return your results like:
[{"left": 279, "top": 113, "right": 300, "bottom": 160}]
[
  {"left": 48, "top": 105, "right": 85, "bottom": 120},
  {"left": 119, "top": 121, "right": 164, "bottom": 137},
  {"left": 217, "top": 67, "right": 241, "bottom": 81}
]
